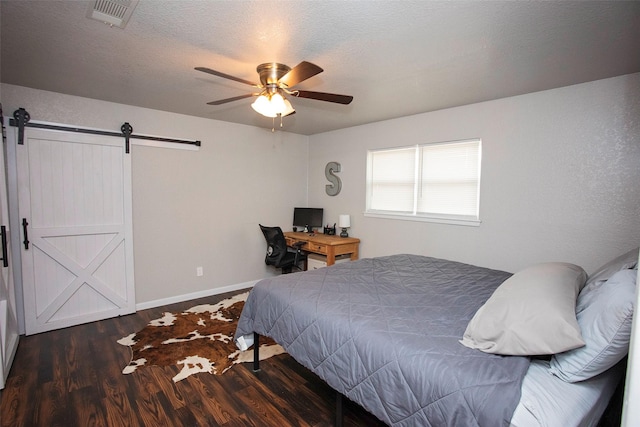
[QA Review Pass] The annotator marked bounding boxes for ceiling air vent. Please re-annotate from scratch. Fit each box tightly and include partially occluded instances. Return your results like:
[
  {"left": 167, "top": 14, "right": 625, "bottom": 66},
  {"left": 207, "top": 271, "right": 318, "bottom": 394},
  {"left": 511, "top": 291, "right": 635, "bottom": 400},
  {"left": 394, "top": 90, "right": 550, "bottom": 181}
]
[{"left": 86, "top": 0, "right": 139, "bottom": 29}]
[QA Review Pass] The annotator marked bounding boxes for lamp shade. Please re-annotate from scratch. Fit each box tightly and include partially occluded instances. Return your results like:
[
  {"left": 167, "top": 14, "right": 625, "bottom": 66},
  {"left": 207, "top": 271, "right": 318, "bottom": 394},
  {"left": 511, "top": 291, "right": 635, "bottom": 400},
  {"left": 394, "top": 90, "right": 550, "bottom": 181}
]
[
  {"left": 251, "top": 95, "right": 277, "bottom": 117},
  {"left": 281, "top": 98, "right": 295, "bottom": 117},
  {"left": 339, "top": 214, "right": 351, "bottom": 228},
  {"left": 270, "top": 93, "right": 286, "bottom": 113},
  {"left": 251, "top": 93, "right": 295, "bottom": 118}
]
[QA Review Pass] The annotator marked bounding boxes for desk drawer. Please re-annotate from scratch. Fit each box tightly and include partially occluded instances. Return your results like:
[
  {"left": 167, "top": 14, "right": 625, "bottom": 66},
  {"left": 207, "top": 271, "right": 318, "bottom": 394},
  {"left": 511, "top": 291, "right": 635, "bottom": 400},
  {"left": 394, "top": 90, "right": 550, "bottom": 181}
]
[{"left": 306, "top": 242, "right": 327, "bottom": 254}]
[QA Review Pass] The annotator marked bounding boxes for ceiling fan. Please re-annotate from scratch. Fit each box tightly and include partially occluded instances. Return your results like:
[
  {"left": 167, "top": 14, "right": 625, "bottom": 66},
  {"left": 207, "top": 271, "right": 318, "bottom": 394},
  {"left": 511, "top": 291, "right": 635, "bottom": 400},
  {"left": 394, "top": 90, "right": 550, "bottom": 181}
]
[{"left": 195, "top": 61, "right": 353, "bottom": 120}]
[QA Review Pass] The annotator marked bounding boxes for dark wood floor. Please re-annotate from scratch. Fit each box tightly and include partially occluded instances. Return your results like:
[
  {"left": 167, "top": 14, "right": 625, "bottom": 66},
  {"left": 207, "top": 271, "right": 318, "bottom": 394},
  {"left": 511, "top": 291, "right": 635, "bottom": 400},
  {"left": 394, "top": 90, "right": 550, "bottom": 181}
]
[{"left": 0, "top": 289, "right": 387, "bottom": 427}]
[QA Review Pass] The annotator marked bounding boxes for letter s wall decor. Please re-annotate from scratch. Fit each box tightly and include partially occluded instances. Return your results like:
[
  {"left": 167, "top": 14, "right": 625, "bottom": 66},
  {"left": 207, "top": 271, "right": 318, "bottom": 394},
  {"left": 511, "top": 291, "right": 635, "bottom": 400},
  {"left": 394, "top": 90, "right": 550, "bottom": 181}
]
[{"left": 325, "top": 161, "right": 342, "bottom": 196}]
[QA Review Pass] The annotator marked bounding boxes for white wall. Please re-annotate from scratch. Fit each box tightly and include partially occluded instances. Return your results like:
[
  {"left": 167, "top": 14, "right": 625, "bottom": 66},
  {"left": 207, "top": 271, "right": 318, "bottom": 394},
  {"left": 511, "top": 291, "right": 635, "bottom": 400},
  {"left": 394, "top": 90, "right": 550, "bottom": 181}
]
[
  {"left": 0, "top": 84, "right": 309, "bottom": 305},
  {"left": 308, "top": 73, "right": 640, "bottom": 275}
]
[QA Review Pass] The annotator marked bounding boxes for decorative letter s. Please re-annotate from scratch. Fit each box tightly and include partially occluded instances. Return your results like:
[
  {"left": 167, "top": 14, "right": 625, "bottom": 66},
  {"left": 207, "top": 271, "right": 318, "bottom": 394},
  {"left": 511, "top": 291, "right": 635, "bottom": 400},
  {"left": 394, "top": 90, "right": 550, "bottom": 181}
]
[{"left": 325, "top": 161, "right": 342, "bottom": 196}]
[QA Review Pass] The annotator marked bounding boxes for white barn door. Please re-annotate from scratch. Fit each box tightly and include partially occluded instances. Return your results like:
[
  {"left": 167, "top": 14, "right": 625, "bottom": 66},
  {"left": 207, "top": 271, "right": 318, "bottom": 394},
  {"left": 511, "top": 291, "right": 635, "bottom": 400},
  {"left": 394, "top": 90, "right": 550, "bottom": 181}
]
[
  {"left": 17, "top": 128, "right": 135, "bottom": 335},
  {"left": 0, "top": 124, "right": 19, "bottom": 388}
]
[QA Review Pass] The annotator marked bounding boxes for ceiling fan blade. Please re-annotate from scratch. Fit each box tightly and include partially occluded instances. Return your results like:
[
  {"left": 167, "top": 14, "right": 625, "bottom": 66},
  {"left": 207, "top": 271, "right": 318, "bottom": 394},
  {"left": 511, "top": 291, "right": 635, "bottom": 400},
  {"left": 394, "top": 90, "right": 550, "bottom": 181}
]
[
  {"left": 295, "top": 90, "right": 354, "bottom": 105},
  {"left": 206, "top": 93, "right": 257, "bottom": 105},
  {"left": 195, "top": 67, "right": 258, "bottom": 87},
  {"left": 279, "top": 61, "right": 323, "bottom": 88}
]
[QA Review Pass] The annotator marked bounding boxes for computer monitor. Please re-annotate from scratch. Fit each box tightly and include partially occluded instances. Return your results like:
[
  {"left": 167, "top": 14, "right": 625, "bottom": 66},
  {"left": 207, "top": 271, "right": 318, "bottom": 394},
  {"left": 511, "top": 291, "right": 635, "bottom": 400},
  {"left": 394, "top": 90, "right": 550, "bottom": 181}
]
[{"left": 293, "top": 207, "right": 323, "bottom": 231}]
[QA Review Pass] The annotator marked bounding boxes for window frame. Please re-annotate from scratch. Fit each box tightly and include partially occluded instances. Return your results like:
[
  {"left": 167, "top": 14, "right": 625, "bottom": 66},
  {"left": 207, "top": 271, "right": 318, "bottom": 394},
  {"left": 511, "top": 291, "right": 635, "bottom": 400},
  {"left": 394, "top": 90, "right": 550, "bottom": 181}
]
[{"left": 365, "top": 138, "right": 482, "bottom": 227}]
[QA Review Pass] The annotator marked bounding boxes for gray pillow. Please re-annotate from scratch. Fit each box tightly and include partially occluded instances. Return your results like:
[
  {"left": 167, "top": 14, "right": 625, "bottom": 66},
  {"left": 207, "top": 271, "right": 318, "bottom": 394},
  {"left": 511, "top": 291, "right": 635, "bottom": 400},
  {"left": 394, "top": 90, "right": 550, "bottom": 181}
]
[
  {"left": 460, "top": 262, "right": 587, "bottom": 355},
  {"left": 549, "top": 268, "right": 637, "bottom": 382},
  {"left": 584, "top": 247, "right": 638, "bottom": 289}
]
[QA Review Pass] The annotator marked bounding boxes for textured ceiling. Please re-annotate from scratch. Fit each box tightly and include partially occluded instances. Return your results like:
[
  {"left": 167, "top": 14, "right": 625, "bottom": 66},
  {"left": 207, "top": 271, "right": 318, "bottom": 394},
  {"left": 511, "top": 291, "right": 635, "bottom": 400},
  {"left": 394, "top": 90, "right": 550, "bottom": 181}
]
[{"left": 2, "top": 1, "right": 639, "bottom": 135}]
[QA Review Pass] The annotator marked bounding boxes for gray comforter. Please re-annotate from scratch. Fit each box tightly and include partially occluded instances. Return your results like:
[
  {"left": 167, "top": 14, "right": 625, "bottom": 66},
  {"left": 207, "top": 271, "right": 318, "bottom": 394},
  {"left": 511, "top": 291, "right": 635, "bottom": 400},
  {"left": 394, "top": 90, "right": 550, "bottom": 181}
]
[{"left": 235, "top": 254, "right": 530, "bottom": 426}]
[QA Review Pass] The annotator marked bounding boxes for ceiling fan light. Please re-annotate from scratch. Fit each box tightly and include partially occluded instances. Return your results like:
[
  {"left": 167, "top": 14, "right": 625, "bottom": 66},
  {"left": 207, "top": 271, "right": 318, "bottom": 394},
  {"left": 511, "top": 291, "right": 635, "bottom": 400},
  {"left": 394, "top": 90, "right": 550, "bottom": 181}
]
[
  {"left": 270, "top": 93, "right": 286, "bottom": 113},
  {"left": 281, "top": 98, "right": 295, "bottom": 117},
  {"left": 251, "top": 95, "right": 277, "bottom": 118}
]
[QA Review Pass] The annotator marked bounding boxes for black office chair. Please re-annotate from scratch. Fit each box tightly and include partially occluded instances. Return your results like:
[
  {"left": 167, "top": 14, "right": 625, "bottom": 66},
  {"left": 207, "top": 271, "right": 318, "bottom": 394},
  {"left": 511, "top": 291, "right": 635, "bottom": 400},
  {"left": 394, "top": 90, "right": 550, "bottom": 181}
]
[{"left": 259, "top": 224, "right": 307, "bottom": 274}]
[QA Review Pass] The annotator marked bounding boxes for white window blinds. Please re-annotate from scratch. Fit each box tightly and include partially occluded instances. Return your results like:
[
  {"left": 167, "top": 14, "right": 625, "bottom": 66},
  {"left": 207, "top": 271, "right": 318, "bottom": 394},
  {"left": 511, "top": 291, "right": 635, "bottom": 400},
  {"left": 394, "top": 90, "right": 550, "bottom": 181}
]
[
  {"left": 368, "top": 147, "right": 416, "bottom": 213},
  {"left": 366, "top": 139, "right": 481, "bottom": 224}
]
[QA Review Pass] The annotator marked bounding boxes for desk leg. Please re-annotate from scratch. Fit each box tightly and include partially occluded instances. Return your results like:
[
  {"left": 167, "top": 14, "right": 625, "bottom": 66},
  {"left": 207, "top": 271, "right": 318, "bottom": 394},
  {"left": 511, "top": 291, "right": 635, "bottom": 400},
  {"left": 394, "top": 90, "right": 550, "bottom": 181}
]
[
  {"left": 349, "top": 245, "right": 359, "bottom": 261},
  {"left": 326, "top": 248, "right": 336, "bottom": 266}
]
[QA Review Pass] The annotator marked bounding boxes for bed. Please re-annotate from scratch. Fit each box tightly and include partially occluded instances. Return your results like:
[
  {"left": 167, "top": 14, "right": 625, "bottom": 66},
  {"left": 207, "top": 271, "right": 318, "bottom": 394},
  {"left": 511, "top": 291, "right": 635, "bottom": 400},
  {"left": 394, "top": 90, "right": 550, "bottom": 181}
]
[{"left": 235, "top": 251, "right": 637, "bottom": 426}]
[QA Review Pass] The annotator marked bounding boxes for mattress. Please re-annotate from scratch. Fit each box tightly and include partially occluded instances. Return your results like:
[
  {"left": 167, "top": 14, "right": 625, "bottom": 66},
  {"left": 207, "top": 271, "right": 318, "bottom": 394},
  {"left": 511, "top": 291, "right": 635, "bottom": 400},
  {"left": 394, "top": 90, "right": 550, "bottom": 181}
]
[{"left": 510, "top": 358, "right": 624, "bottom": 427}]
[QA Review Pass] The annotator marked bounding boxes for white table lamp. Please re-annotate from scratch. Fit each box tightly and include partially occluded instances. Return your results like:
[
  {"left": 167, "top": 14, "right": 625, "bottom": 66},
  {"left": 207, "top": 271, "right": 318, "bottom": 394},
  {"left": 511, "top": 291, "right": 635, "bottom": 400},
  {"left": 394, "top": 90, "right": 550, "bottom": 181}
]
[{"left": 339, "top": 214, "right": 351, "bottom": 237}]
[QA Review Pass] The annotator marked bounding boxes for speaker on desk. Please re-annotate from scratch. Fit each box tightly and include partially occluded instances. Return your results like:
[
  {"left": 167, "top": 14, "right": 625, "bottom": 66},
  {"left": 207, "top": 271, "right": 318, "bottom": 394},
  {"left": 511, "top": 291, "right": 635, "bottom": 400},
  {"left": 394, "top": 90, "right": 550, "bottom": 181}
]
[{"left": 324, "top": 224, "right": 336, "bottom": 235}]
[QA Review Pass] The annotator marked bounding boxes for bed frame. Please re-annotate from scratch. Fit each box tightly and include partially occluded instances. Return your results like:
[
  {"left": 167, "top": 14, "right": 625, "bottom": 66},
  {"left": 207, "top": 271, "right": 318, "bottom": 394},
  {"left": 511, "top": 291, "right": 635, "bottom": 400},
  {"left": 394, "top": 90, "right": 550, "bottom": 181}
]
[{"left": 252, "top": 332, "right": 346, "bottom": 426}]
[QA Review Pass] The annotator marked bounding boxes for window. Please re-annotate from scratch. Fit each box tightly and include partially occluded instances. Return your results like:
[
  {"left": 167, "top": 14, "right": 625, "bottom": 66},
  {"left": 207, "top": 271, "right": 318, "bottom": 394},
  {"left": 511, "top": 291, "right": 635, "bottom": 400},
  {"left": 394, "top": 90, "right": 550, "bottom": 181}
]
[{"left": 366, "top": 139, "right": 481, "bottom": 225}]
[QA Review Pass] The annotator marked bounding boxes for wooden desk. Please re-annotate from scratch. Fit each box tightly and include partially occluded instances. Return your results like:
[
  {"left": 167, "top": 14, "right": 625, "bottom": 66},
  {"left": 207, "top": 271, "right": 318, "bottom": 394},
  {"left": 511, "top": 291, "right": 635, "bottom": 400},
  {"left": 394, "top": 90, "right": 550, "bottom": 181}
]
[{"left": 284, "top": 232, "right": 360, "bottom": 266}]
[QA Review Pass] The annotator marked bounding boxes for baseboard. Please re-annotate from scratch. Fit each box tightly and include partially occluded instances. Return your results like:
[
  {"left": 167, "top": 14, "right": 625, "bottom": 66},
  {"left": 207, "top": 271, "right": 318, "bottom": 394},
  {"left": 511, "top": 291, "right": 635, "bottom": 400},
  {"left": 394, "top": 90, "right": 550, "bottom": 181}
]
[{"left": 135, "top": 279, "right": 261, "bottom": 311}]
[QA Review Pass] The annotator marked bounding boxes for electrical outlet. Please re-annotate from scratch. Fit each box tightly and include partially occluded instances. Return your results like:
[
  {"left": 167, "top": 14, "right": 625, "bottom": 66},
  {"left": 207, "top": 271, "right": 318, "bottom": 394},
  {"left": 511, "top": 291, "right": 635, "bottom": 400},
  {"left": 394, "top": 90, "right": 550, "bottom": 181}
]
[{"left": 196, "top": 266, "right": 203, "bottom": 277}]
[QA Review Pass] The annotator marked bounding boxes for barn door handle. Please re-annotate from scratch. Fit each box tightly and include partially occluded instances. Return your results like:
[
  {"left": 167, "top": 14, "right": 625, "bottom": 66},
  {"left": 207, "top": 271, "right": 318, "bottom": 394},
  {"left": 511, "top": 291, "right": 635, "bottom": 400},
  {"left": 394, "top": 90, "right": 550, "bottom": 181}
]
[
  {"left": 0, "top": 225, "right": 8, "bottom": 267},
  {"left": 22, "top": 218, "right": 29, "bottom": 250}
]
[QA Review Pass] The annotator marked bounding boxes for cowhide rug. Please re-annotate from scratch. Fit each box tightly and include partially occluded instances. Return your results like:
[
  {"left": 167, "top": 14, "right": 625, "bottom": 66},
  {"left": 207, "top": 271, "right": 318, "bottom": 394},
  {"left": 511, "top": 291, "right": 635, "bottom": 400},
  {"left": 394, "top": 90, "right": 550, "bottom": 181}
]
[{"left": 117, "top": 292, "right": 285, "bottom": 382}]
